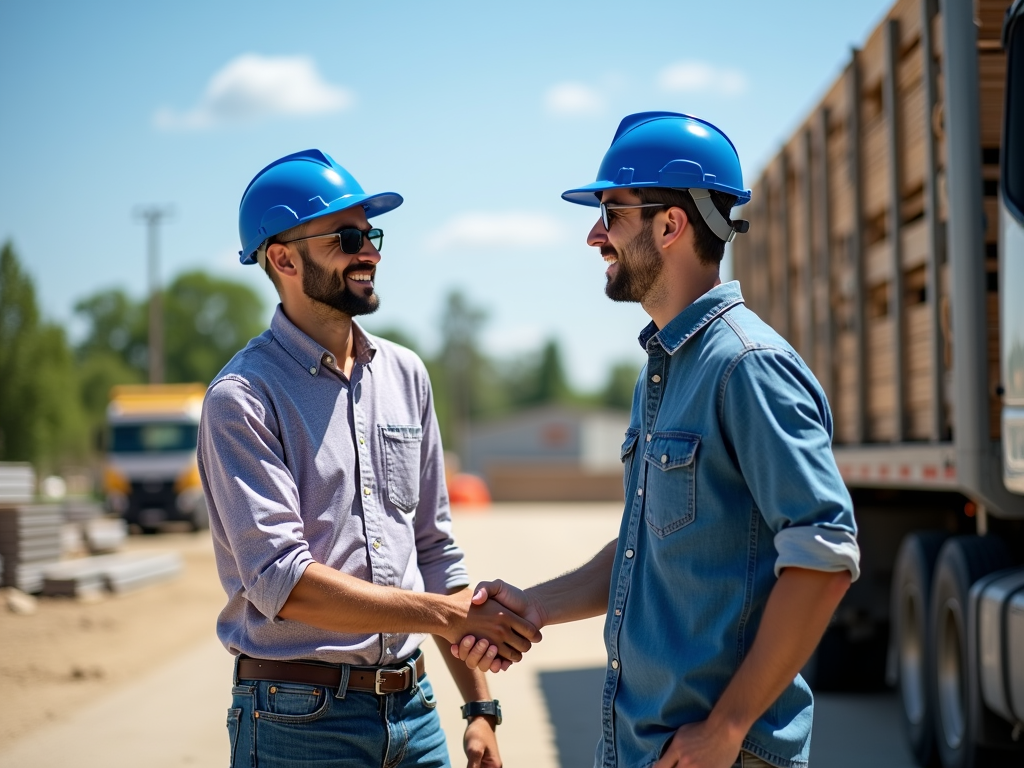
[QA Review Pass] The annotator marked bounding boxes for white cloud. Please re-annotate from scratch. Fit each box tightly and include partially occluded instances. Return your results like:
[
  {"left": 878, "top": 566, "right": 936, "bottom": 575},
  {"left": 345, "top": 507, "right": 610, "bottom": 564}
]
[
  {"left": 657, "top": 61, "right": 747, "bottom": 97},
  {"left": 155, "top": 54, "right": 353, "bottom": 130},
  {"left": 425, "top": 212, "right": 567, "bottom": 253},
  {"left": 544, "top": 82, "right": 606, "bottom": 117}
]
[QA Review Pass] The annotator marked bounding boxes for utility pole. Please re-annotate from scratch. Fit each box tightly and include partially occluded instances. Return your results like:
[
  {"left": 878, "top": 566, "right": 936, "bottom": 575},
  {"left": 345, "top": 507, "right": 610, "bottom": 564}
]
[{"left": 134, "top": 206, "right": 173, "bottom": 384}]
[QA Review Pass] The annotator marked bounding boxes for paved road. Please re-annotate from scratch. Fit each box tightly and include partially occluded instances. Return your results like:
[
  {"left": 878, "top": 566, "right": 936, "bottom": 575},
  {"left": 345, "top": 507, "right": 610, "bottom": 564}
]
[{"left": 0, "top": 504, "right": 919, "bottom": 767}]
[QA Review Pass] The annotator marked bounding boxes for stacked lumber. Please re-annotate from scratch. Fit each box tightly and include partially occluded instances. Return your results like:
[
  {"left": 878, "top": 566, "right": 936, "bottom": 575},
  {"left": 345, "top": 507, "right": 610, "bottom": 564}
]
[{"left": 732, "top": 0, "right": 1011, "bottom": 446}]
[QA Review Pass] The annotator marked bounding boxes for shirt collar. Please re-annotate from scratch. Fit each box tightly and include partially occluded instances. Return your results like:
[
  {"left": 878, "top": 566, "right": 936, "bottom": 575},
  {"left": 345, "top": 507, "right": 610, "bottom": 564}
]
[
  {"left": 638, "top": 281, "right": 745, "bottom": 355},
  {"left": 270, "top": 304, "right": 377, "bottom": 377}
]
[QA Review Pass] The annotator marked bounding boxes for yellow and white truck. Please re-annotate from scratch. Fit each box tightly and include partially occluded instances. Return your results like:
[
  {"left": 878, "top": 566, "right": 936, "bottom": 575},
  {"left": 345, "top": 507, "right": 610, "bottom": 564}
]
[{"left": 102, "top": 384, "right": 208, "bottom": 532}]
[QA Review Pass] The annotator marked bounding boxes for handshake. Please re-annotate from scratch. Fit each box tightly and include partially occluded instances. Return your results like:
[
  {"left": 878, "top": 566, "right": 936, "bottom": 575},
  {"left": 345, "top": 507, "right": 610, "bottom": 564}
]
[{"left": 446, "top": 579, "right": 546, "bottom": 674}]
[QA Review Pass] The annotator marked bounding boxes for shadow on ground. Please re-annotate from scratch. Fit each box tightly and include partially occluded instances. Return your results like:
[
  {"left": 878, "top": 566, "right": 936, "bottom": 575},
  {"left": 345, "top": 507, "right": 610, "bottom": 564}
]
[{"left": 538, "top": 667, "right": 605, "bottom": 768}]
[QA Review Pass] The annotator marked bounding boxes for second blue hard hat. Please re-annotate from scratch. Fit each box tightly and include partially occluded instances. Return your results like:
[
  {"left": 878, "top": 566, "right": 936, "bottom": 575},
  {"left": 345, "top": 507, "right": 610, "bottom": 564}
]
[
  {"left": 561, "top": 112, "right": 751, "bottom": 207},
  {"left": 238, "top": 149, "right": 403, "bottom": 265}
]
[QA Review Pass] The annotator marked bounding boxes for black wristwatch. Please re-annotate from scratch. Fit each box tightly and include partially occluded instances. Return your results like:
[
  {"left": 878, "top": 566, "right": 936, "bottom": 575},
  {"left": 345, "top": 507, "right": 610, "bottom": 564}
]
[{"left": 461, "top": 699, "right": 502, "bottom": 725}]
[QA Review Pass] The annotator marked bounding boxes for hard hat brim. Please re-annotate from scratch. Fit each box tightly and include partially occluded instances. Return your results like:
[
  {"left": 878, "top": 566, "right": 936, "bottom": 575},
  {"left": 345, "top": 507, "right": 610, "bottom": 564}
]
[
  {"left": 561, "top": 180, "right": 751, "bottom": 208},
  {"left": 239, "top": 190, "right": 403, "bottom": 265}
]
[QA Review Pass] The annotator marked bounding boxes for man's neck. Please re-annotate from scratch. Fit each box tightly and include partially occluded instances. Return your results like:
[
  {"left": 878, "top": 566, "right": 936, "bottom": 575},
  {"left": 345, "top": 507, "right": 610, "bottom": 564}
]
[
  {"left": 644, "top": 270, "right": 722, "bottom": 330},
  {"left": 281, "top": 298, "right": 357, "bottom": 373}
]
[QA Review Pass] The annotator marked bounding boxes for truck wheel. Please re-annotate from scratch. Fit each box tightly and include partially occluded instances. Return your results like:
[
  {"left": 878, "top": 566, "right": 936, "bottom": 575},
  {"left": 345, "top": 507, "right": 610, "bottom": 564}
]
[
  {"left": 929, "top": 536, "right": 1011, "bottom": 768},
  {"left": 893, "top": 530, "right": 950, "bottom": 767}
]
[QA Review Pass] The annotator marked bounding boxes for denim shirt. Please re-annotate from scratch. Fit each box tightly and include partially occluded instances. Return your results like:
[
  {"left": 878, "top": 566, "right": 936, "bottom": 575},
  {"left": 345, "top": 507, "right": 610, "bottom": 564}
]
[{"left": 600, "top": 282, "right": 860, "bottom": 768}]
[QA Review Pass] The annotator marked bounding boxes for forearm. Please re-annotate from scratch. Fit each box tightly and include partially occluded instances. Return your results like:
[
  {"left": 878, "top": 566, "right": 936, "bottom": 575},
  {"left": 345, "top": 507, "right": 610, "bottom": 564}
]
[
  {"left": 708, "top": 567, "right": 851, "bottom": 742},
  {"left": 278, "top": 562, "right": 466, "bottom": 636},
  {"left": 526, "top": 539, "right": 617, "bottom": 626}
]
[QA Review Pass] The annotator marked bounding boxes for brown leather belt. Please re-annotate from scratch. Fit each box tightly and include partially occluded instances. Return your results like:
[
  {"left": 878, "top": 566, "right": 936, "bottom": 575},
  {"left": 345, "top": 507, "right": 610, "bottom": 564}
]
[{"left": 236, "top": 652, "right": 425, "bottom": 694}]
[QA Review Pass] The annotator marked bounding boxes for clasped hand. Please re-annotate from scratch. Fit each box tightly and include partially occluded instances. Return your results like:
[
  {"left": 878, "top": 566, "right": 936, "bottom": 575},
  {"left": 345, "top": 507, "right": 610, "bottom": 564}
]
[{"left": 450, "top": 580, "right": 545, "bottom": 673}]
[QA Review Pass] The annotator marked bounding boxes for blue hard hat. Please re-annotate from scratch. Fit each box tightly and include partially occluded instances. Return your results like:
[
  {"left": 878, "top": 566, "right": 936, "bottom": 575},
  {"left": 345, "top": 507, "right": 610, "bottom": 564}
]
[
  {"left": 561, "top": 112, "right": 751, "bottom": 207},
  {"left": 238, "top": 149, "right": 403, "bottom": 265}
]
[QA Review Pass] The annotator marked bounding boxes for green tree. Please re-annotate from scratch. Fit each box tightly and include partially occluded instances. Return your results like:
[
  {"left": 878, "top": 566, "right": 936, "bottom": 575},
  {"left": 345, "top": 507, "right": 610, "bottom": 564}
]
[
  {"left": 602, "top": 362, "right": 640, "bottom": 411},
  {"left": 162, "top": 270, "right": 265, "bottom": 383},
  {"left": 514, "top": 338, "right": 572, "bottom": 407},
  {"left": 0, "top": 241, "right": 87, "bottom": 469}
]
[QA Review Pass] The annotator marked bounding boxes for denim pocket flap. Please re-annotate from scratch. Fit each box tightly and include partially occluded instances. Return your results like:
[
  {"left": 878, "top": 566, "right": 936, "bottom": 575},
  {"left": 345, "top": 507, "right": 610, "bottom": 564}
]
[
  {"left": 620, "top": 429, "right": 640, "bottom": 462},
  {"left": 644, "top": 432, "right": 699, "bottom": 470}
]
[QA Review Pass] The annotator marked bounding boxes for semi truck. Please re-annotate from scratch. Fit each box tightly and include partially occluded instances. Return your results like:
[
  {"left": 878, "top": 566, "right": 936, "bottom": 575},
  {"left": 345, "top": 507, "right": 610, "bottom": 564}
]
[
  {"left": 730, "top": 1, "right": 1024, "bottom": 765},
  {"left": 101, "top": 384, "right": 208, "bottom": 533}
]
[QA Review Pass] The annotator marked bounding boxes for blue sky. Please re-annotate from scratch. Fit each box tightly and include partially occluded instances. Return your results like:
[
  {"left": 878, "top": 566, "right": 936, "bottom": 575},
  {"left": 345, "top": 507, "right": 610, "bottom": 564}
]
[{"left": 0, "top": 0, "right": 893, "bottom": 389}]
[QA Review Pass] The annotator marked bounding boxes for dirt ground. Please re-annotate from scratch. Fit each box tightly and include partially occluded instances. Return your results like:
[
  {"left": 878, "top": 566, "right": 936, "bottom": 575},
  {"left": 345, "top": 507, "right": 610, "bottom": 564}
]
[{"left": 0, "top": 531, "right": 224, "bottom": 750}]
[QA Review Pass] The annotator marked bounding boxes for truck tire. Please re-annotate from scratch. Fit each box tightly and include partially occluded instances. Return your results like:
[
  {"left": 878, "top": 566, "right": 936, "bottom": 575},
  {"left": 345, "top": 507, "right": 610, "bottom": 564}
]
[
  {"left": 929, "top": 536, "right": 1012, "bottom": 768},
  {"left": 893, "top": 530, "right": 950, "bottom": 767}
]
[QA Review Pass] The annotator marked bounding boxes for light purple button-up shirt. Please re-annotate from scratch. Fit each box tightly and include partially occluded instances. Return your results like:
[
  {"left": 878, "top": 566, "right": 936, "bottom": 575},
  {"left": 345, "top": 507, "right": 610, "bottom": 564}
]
[{"left": 197, "top": 306, "right": 469, "bottom": 665}]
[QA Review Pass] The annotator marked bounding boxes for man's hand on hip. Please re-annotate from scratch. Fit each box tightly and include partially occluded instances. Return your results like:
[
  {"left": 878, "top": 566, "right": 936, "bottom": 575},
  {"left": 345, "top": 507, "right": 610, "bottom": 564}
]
[{"left": 653, "top": 719, "right": 743, "bottom": 768}]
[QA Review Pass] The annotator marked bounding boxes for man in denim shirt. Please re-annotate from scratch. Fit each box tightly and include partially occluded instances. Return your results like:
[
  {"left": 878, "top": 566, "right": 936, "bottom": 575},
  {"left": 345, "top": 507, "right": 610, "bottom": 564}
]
[
  {"left": 453, "top": 114, "right": 860, "bottom": 768},
  {"left": 200, "top": 150, "right": 539, "bottom": 768}
]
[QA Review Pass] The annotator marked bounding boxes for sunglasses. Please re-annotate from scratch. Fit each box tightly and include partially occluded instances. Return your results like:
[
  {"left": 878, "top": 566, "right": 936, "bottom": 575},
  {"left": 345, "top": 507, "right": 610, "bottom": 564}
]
[
  {"left": 600, "top": 202, "right": 667, "bottom": 230},
  {"left": 279, "top": 226, "right": 384, "bottom": 255}
]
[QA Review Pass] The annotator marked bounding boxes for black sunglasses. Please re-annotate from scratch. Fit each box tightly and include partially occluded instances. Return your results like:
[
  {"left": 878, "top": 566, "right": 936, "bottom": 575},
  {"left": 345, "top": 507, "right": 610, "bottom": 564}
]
[{"left": 280, "top": 226, "right": 384, "bottom": 255}]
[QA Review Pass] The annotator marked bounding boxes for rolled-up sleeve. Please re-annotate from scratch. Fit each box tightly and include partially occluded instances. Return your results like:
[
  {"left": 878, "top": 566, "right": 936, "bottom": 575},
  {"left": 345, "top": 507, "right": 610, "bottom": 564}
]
[
  {"left": 412, "top": 372, "right": 469, "bottom": 595},
  {"left": 721, "top": 348, "right": 860, "bottom": 581},
  {"left": 198, "top": 376, "right": 315, "bottom": 618}
]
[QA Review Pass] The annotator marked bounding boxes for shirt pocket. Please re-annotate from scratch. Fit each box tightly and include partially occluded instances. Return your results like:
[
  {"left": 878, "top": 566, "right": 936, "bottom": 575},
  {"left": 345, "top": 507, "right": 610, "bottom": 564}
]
[
  {"left": 620, "top": 428, "right": 641, "bottom": 493},
  {"left": 643, "top": 431, "right": 700, "bottom": 538},
  {"left": 380, "top": 424, "right": 423, "bottom": 513}
]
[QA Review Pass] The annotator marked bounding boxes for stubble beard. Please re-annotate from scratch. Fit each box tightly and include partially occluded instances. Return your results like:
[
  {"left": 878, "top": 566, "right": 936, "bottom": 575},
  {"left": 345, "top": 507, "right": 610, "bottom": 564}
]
[
  {"left": 299, "top": 247, "right": 380, "bottom": 317},
  {"left": 604, "top": 218, "right": 663, "bottom": 303}
]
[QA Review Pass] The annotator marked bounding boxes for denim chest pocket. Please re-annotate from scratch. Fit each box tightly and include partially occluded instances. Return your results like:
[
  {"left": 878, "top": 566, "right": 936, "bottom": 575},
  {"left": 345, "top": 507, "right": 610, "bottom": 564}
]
[
  {"left": 380, "top": 424, "right": 423, "bottom": 513},
  {"left": 643, "top": 431, "right": 700, "bottom": 538}
]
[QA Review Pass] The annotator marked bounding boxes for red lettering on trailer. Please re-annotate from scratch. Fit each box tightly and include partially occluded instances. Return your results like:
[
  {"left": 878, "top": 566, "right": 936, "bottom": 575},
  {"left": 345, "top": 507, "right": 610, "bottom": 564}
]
[
  {"left": 944, "top": 465, "right": 956, "bottom": 479},
  {"left": 879, "top": 464, "right": 891, "bottom": 478},
  {"left": 923, "top": 466, "right": 938, "bottom": 479},
  {"left": 899, "top": 465, "right": 911, "bottom": 478}
]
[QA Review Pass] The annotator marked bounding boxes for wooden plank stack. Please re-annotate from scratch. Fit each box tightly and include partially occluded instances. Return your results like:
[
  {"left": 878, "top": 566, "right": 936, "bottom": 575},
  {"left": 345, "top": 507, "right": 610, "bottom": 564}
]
[{"left": 731, "top": 0, "right": 1012, "bottom": 446}]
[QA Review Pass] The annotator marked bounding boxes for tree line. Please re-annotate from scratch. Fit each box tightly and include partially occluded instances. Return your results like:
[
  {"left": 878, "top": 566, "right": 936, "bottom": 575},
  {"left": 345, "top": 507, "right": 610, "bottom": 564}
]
[{"left": 0, "top": 240, "right": 638, "bottom": 474}]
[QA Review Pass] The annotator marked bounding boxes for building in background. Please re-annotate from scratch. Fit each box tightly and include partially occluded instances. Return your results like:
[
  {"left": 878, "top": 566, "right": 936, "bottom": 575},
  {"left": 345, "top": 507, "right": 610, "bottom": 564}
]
[{"left": 462, "top": 406, "right": 629, "bottom": 502}]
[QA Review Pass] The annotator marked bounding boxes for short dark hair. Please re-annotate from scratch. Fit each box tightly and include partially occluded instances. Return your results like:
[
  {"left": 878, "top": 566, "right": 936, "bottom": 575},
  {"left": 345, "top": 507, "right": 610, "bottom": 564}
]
[{"left": 636, "top": 187, "right": 738, "bottom": 266}]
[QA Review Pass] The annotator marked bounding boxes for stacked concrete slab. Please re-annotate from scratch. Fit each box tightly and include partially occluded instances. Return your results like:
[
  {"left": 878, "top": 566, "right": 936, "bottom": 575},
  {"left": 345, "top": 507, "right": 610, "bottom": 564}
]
[{"left": 0, "top": 464, "right": 64, "bottom": 594}]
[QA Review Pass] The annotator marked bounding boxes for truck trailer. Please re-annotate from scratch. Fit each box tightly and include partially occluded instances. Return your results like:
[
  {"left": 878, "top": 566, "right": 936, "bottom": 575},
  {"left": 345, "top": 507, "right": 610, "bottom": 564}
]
[{"left": 730, "top": 0, "right": 1024, "bottom": 765}]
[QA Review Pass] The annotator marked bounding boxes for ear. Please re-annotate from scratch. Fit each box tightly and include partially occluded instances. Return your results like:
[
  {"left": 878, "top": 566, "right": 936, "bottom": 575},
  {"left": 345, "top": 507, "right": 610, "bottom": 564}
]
[
  {"left": 266, "top": 242, "right": 299, "bottom": 278},
  {"left": 657, "top": 206, "right": 690, "bottom": 250}
]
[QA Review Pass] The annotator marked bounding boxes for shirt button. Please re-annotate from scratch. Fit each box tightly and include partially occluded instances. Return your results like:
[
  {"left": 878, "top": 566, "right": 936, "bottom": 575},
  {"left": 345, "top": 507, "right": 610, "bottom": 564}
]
[
  {"left": 661, "top": 454, "right": 668, "bottom": 464},
  {"left": 372, "top": 539, "right": 382, "bottom": 550},
  {"left": 364, "top": 487, "right": 372, "bottom": 496},
  {"left": 651, "top": 374, "right": 661, "bottom": 383},
  {"left": 646, "top": 434, "right": 652, "bottom": 442},
  {"left": 625, "top": 549, "right": 634, "bottom": 559},
  {"left": 309, "top": 366, "right": 317, "bottom": 375},
  {"left": 637, "top": 488, "right": 643, "bottom": 496},
  {"left": 615, "top": 609, "right": 621, "bottom": 616},
  {"left": 611, "top": 659, "right": 619, "bottom": 670},
  {"left": 359, "top": 436, "right": 365, "bottom": 445}
]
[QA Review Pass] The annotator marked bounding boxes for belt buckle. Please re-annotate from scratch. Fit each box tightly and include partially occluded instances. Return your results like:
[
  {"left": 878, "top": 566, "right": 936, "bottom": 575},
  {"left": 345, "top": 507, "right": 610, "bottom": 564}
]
[{"left": 374, "top": 668, "right": 388, "bottom": 695}]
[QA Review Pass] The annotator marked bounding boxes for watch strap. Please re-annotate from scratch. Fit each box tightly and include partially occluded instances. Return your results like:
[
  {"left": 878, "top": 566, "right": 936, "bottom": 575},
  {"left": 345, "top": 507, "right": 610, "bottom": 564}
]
[{"left": 461, "top": 699, "right": 502, "bottom": 725}]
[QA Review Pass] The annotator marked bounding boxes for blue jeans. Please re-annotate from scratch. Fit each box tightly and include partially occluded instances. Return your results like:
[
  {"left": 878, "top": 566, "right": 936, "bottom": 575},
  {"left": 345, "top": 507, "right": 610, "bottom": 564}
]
[{"left": 227, "top": 663, "right": 449, "bottom": 767}]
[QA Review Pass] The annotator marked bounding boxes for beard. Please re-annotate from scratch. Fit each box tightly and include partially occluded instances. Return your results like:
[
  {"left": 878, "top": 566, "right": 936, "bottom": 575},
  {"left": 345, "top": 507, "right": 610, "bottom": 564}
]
[
  {"left": 604, "top": 218, "right": 663, "bottom": 303},
  {"left": 300, "top": 248, "right": 380, "bottom": 317}
]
